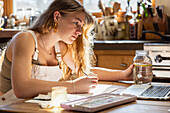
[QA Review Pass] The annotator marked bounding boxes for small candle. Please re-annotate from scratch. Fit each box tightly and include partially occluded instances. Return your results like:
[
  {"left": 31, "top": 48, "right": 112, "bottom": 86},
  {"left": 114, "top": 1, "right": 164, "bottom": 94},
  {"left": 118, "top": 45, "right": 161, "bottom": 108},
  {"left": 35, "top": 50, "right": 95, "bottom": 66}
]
[{"left": 51, "top": 86, "right": 67, "bottom": 107}]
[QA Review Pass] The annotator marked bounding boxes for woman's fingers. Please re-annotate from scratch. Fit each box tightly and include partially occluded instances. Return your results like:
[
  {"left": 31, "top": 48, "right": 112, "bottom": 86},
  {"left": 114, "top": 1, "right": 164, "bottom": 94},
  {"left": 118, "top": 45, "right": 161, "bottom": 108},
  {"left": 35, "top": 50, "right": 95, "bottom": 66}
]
[
  {"left": 73, "top": 76, "right": 99, "bottom": 93},
  {"left": 91, "top": 81, "right": 98, "bottom": 86},
  {"left": 88, "top": 77, "right": 98, "bottom": 83},
  {"left": 91, "top": 85, "right": 97, "bottom": 89},
  {"left": 84, "top": 76, "right": 98, "bottom": 87},
  {"left": 89, "top": 78, "right": 98, "bottom": 88}
]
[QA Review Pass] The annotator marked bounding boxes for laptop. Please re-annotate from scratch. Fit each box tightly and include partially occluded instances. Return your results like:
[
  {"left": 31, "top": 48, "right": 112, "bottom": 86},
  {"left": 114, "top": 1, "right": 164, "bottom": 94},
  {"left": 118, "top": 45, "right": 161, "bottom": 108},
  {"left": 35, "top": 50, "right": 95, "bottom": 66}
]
[{"left": 121, "top": 84, "right": 170, "bottom": 100}]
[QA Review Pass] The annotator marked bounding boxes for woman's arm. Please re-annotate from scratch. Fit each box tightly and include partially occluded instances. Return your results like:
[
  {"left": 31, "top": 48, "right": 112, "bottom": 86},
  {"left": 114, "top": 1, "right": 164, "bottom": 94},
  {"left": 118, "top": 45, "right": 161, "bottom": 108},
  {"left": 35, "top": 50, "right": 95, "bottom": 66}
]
[
  {"left": 90, "top": 65, "right": 134, "bottom": 81},
  {"left": 8, "top": 33, "right": 73, "bottom": 98}
]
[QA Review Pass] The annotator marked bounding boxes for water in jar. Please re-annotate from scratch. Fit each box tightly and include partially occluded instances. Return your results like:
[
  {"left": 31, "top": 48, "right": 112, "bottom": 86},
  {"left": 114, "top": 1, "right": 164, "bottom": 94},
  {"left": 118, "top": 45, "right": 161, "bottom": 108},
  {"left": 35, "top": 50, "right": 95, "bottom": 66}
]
[{"left": 133, "top": 63, "right": 153, "bottom": 84}]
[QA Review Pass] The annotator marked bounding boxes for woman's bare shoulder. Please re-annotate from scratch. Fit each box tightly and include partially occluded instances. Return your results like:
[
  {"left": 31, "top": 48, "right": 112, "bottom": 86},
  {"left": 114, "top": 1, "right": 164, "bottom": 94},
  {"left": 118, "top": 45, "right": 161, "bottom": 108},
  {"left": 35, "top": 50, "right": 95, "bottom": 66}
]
[
  {"left": 12, "top": 31, "right": 35, "bottom": 45},
  {"left": 11, "top": 31, "right": 36, "bottom": 53},
  {"left": 13, "top": 31, "right": 34, "bottom": 41},
  {"left": 6, "top": 31, "right": 36, "bottom": 61}
]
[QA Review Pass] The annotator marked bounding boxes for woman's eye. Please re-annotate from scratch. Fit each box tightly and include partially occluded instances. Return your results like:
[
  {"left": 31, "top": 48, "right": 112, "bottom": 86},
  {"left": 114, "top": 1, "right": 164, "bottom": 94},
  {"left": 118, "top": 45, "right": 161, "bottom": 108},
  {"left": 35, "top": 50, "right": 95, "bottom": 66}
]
[{"left": 74, "top": 22, "right": 79, "bottom": 25}]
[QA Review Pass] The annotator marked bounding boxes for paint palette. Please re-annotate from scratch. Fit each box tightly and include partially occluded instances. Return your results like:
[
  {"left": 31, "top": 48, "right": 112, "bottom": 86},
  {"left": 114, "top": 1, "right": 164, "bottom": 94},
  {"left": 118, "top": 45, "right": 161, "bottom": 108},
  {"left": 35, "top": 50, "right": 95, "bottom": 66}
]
[{"left": 61, "top": 93, "right": 137, "bottom": 112}]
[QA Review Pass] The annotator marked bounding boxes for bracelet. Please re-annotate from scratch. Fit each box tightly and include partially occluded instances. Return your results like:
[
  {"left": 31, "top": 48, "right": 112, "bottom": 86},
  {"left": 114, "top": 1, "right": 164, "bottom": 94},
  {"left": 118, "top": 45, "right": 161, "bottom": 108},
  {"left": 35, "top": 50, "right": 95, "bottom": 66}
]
[
  {"left": 72, "top": 80, "right": 76, "bottom": 93},
  {"left": 70, "top": 73, "right": 77, "bottom": 93}
]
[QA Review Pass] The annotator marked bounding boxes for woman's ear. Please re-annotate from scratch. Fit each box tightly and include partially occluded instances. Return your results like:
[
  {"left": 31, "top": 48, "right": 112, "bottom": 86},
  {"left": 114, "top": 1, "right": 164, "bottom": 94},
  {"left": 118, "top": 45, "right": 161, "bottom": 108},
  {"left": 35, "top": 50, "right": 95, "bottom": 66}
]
[{"left": 53, "top": 11, "right": 61, "bottom": 22}]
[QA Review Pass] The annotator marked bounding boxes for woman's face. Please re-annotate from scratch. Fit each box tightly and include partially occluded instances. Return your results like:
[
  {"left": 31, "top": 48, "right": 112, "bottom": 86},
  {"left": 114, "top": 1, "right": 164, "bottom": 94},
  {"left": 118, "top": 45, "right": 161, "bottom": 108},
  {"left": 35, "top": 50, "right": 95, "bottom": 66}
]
[{"left": 57, "top": 11, "right": 85, "bottom": 44}]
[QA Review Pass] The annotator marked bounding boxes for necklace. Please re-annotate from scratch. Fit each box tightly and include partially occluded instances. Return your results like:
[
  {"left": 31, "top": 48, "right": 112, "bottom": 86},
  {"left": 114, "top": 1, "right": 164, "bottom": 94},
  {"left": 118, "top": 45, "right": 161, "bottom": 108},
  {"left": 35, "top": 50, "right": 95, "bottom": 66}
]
[{"left": 40, "top": 37, "right": 52, "bottom": 55}]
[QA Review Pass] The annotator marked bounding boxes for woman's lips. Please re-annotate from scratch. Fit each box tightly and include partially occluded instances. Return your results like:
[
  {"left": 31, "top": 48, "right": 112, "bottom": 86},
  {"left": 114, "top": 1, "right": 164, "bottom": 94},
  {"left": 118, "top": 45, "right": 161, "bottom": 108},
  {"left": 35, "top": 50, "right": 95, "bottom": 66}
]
[{"left": 72, "top": 35, "right": 77, "bottom": 39}]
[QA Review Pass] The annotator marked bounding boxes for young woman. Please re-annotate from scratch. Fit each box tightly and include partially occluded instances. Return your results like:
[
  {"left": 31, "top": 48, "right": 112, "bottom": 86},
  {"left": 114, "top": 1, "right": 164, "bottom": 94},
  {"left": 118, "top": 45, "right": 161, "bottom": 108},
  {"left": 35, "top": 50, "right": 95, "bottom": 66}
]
[{"left": 0, "top": 0, "right": 133, "bottom": 103}]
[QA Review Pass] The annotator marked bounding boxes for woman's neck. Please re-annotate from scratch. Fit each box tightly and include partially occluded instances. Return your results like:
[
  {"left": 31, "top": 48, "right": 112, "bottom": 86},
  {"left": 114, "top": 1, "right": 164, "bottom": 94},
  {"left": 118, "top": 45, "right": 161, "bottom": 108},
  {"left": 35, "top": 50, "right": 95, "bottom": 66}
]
[{"left": 36, "top": 30, "right": 60, "bottom": 51}]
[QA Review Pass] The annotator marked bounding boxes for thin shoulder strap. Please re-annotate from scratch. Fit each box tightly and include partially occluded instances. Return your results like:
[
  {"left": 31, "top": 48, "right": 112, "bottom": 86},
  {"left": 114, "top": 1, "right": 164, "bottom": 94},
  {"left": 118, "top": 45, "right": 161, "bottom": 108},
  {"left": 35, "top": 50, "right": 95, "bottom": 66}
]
[
  {"left": 27, "top": 30, "right": 39, "bottom": 60},
  {"left": 27, "top": 30, "right": 38, "bottom": 49},
  {"left": 55, "top": 42, "right": 61, "bottom": 62},
  {"left": 55, "top": 42, "right": 60, "bottom": 53}
]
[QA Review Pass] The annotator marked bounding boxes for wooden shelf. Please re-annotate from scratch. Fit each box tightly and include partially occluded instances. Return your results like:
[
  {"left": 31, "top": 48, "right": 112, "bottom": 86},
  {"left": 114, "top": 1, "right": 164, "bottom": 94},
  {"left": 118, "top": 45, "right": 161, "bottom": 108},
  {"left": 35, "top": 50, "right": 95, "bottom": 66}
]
[{"left": 0, "top": 29, "right": 20, "bottom": 38}]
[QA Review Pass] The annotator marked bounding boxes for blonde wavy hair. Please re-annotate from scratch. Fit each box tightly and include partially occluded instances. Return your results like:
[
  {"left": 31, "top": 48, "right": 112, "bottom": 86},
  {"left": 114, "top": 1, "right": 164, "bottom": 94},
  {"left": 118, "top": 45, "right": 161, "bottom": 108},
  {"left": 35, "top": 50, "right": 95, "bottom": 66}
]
[{"left": 29, "top": 0, "right": 96, "bottom": 80}]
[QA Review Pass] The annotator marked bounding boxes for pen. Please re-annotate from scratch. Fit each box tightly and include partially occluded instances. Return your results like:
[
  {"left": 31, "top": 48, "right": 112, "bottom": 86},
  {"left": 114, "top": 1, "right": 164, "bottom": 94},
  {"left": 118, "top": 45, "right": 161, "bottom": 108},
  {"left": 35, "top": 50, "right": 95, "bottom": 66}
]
[
  {"left": 34, "top": 99, "right": 51, "bottom": 101},
  {"left": 84, "top": 71, "right": 98, "bottom": 77},
  {"left": 83, "top": 71, "right": 88, "bottom": 76}
]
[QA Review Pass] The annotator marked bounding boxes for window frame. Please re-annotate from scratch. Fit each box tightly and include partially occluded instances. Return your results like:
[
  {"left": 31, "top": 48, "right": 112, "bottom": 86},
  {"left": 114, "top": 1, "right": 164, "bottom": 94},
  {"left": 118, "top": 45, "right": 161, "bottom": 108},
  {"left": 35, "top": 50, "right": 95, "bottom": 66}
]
[{"left": 2, "top": 0, "right": 13, "bottom": 17}]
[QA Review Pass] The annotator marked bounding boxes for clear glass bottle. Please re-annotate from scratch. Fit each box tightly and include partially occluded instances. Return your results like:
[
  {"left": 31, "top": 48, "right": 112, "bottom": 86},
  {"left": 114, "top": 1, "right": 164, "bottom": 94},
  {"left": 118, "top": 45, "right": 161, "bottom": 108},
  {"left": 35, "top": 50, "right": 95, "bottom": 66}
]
[
  {"left": 136, "top": 2, "right": 142, "bottom": 20},
  {"left": 124, "top": 0, "right": 134, "bottom": 40},
  {"left": 133, "top": 50, "right": 153, "bottom": 84},
  {"left": 129, "top": 16, "right": 136, "bottom": 40},
  {"left": 135, "top": 1, "right": 142, "bottom": 40}
]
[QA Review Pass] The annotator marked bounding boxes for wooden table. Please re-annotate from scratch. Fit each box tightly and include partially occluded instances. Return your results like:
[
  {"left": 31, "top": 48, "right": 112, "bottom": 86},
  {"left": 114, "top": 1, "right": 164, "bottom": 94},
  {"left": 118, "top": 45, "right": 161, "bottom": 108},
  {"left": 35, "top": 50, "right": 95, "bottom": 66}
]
[{"left": 0, "top": 81, "right": 170, "bottom": 113}]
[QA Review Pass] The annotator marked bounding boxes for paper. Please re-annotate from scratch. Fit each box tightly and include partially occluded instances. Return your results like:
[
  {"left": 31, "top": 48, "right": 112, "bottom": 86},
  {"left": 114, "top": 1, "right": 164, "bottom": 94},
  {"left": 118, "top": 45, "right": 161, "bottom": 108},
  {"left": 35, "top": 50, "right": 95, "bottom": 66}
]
[
  {"left": 90, "top": 84, "right": 117, "bottom": 95},
  {"left": 25, "top": 84, "right": 117, "bottom": 108},
  {"left": 34, "top": 93, "right": 51, "bottom": 100},
  {"left": 67, "top": 84, "right": 117, "bottom": 101}
]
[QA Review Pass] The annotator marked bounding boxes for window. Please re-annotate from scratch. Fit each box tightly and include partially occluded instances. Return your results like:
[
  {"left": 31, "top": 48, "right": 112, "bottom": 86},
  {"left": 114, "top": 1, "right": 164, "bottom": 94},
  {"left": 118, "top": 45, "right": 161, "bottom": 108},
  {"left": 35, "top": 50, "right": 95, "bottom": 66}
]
[
  {"left": 13, "top": 0, "right": 54, "bottom": 17},
  {"left": 13, "top": 0, "right": 82, "bottom": 19},
  {"left": 83, "top": 0, "right": 152, "bottom": 12}
]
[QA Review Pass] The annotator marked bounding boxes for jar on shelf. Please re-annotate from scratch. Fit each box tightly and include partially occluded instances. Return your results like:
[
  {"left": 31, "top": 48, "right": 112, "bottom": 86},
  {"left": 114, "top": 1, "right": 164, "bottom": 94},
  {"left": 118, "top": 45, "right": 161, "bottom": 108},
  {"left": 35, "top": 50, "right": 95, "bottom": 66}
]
[
  {"left": 133, "top": 50, "right": 153, "bottom": 84},
  {"left": 16, "top": 8, "right": 25, "bottom": 21}
]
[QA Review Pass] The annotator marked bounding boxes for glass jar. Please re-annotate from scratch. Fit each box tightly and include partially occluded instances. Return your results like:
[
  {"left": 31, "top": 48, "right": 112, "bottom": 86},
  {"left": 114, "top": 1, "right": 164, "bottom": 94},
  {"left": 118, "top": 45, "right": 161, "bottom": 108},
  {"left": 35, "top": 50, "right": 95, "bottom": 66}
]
[
  {"left": 26, "top": 8, "right": 34, "bottom": 20},
  {"left": 16, "top": 8, "right": 25, "bottom": 21},
  {"left": 133, "top": 50, "right": 153, "bottom": 84},
  {"left": 51, "top": 86, "right": 67, "bottom": 107}
]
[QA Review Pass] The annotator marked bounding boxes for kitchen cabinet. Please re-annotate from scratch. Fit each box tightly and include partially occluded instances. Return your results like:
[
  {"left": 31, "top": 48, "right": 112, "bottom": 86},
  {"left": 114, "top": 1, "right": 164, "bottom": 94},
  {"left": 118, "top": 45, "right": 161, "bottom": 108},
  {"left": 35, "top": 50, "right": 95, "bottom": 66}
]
[
  {"left": 94, "top": 50, "right": 135, "bottom": 70},
  {"left": 93, "top": 40, "right": 146, "bottom": 70}
]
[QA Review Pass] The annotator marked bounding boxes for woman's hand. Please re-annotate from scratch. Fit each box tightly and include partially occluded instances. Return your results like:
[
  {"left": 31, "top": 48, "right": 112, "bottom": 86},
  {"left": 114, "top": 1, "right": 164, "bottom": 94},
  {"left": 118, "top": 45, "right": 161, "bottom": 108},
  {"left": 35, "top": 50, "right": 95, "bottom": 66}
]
[
  {"left": 73, "top": 75, "right": 98, "bottom": 93},
  {"left": 122, "top": 64, "right": 134, "bottom": 81}
]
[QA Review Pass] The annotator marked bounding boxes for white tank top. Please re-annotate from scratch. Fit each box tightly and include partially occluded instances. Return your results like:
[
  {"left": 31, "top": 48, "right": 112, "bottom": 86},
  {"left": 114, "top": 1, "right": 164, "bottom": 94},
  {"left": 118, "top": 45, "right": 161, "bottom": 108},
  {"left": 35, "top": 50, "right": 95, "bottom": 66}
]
[{"left": 27, "top": 30, "right": 63, "bottom": 82}]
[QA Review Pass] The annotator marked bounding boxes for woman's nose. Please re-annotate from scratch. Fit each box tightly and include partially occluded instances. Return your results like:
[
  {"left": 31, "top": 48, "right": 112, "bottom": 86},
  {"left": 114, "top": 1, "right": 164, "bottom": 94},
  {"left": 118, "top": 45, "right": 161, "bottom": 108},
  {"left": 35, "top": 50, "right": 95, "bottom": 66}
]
[{"left": 75, "top": 26, "right": 82, "bottom": 35}]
